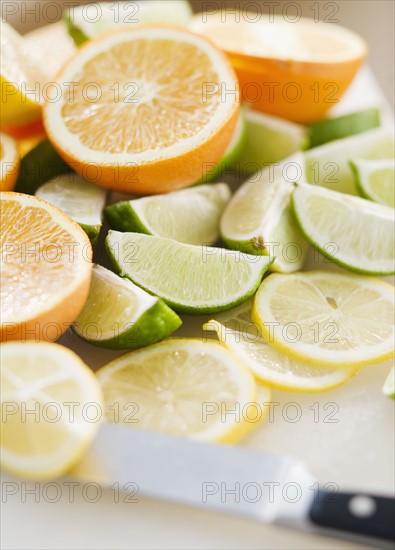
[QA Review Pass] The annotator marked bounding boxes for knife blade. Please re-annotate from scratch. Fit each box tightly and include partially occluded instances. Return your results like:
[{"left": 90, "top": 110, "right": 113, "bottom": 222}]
[{"left": 70, "top": 424, "right": 395, "bottom": 548}]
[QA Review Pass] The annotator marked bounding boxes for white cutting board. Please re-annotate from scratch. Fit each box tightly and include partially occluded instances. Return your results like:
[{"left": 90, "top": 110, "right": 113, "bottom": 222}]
[{"left": 1, "top": 67, "right": 394, "bottom": 550}]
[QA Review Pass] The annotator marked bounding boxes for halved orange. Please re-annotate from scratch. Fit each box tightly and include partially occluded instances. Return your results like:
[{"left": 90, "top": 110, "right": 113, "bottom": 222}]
[
  {"left": 189, "top": 13, "right": 367, "bottom": 122},
  {"left": 44, "top": 26, "right": 239, "bottom": 194},
  {"left": 0, "top": 133, "right": 19, "bottom": 191},
  {"left": 0, "top": 192, "right": 92, "bottom": 342}
]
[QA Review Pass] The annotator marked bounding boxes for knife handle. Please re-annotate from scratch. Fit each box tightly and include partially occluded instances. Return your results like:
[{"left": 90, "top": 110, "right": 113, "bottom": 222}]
[{"left": 309, "top": 489, "right": 395, "bottom": 543}]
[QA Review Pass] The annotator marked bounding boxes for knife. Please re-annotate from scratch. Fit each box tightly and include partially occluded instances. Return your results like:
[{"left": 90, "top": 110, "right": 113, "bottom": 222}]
[{"left": 70, "top": 424, "right": 395, "bottom": 549}]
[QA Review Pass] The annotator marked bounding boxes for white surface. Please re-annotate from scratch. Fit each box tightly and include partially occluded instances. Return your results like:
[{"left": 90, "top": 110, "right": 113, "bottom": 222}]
[{"left": 1, "top": 66, "right": 394, "bottom": 550}]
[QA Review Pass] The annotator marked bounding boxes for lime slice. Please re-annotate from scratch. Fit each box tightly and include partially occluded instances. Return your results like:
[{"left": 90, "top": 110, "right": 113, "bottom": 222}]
[
  {"left": 350, "top": 159, "right": 395, "bottom": 208},
  {"left": 305, "top": 128, "right": 395, "bottom": 195},
  {"left": 383, "top": 366, "right": 395, "bottom": 399},
  {"left": 204, "top": 301, "right": 356, "bottom": 392},
  {"left": 105, "top": 183, "right": 231, "bottom": 245},
  {"left": 14, "top": 139, "right": 71, "bottom": 195},
  {"left": 221, "top": 153, "right": 308, "bottom": 272},
  {"left": 291, "top": 183, "right": 394, "bottom": 275},
  {"left": 96, "top": 338, "right": 266, "bottom": 443},
  {"left": 200, "top": 113, "right": 246, "bottom": 182},
  {"left": 106, "top": 231, "right": 272, "bottom": 314},
  {"left": 0, "top": 342, "right": 102, "bottom": 480},
  {"left": 66, "top": 1, "right": 193, "bottom": 45},
  {"left": 74, "top": 264, "right": 181, "bottom": 349},
  {"left": 36, "top": 174, "right": 106, "bottom": 245},
  {"left": 308, "top": 108, "right": 380, "bottom": 148},
  {"left": 236, "top": 108, "right": 307, "bottom": 175},
  {"left": 252, "top": 271, "right": 395, "bottom": 368}
]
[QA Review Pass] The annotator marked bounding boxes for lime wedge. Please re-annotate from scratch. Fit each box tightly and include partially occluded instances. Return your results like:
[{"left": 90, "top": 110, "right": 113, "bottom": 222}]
[
  {"left": 106, "top": 231, "right": 272, "bottom": 314},
  {"left": 36, "top": 174, "right": 106, "bottom": 245},
  {"left": 74, "top": 264, "right": 181, "bottom": 348},
  {"left": 66, "top": 1, "right": 193, "bottom": 45},
  {"left": 200, "top": 113, "right": 246, "bottom": 182},
  {"left": 105, "top": 183, "right": 230, "bottom": 245},
  {"left": 236, "top": 108, "right": 307, "bottom": 176},
  {"left": 291, "top": 183, "right": 395, "bottom": 275},
  {"left": 383, "top": 366, "right": 395, "bottom": 399},
  {"left": 308, "top": 108, "right": 380, "bottom": 148},
  {"left": 350, "top": 159, "right": 394, "bottom": 208},
  {"left": 221, "top": 153, "right": 308, "bottom": 272},
  {"left": 14, "top": 139, "right": 71, "bottom": 195},
  {"left": 305, "top": 127, "right": 394, "bottom": 195}
]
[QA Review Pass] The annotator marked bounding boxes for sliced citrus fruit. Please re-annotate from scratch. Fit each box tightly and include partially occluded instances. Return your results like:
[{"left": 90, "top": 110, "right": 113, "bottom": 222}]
[
  {"left": 305, "top": 127, "right": 394, "bottom": 195},
  {"left": 105, "top": 183, "right": 230, "bottom": 245},
  {"left": 0, "top": 21, "right": 45, "bottom": 128},
  {"left": 252, "top": 271, "right": 395, "bottom": 368},
  {"left": 0, "top": 192, "right": 92, "bottom": 342},
  {"left": 0, "top": 132, "right": 19, "bottom": 191},
  {"left": 96, "top": 338, "right": 268, "bottom": 443},
  {"left": 189, "top": 13, "right": 366, "bottom": 122},
  {"left": 36, "top": 174, "right": 107, "bottom": 245},
  {"left": 383, "top": 365, "right": 395, "bottom": 399},
  {"left": 106, "top": 231, "right": 272, "bottom": 314},
  {"left": 308, "top": 108, "right": 380, "bottom": 148},
  {"left": 221, "top": 153, "right": 308, "bottom": 273},
  {"left": 44, "top": 26, "right": 239, "bottom": 195},
  {"left": 66, "top": 1, "right": 193, "bottom": 45},
  {"left": 74, "top": 264, "right": 181, "bottom": 348},
  {"left": 237, "top": 108, "right": 307, "bottom": 174},
  {"left": 350, "top": 159, "right": 395, "bottom": 208},
  {"left": 291, "top": 184, "right": 395, "bottom": 275},
  {"left": 0, "top": 342, "right": 102, "bottom": 479},
  {"left": 204, "top": 301, "right": 356, "bottom": 392}
]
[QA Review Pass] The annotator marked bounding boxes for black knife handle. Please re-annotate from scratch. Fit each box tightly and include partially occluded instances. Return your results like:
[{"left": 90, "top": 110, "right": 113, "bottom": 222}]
[{"left": 309, "top": 489, "right": 395, "bottom": 543}]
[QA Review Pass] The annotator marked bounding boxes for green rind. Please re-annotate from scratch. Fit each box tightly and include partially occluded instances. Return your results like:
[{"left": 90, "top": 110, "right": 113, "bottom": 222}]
[
  {"left": 221, "top": 236, "right": 271, "bottom": 257},
  {"left": 383, "top": 366, "right": 395, "bottom": 399},
  {"left": 308, "top": 108, "right": 381, "bottom": 148},
  {"left": 15, "top": 140, "right": 71, "bottom": 195},
  {"left": 73, "top": 299, "right": 182, "bottom": 349},
  {"left": 104, "top": 201, "right": 152, "bottom": 234},
  {"left": 290, "top": 190, "right": 395, "bottom": 276},
  {"left": 79, "top": 222, "right": 102, "bottom": 247},
  {"left": 105, "top": 235, "right": 273, "bottom": 315},
  {"left": 349, "top": 160, "right": 372, "bottom": 201},
  {"left": 64, "top": 14, "right": 90, "bottom": 46}
]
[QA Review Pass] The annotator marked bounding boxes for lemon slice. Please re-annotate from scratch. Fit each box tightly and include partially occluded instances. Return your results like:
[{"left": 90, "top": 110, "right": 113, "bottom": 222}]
[
  {"left": 105, "top": 183, "right": 230, "bottom": 245},
  {"left": 252, "top": 271, "right": 395, "bottom": 368},
  {"left": 0, "top": 132, "right": 19, "bottom": 191},
  {"left": 0, "top": 342, "right": 102, "bottom": 479},
  {"left": 291, "top": 183, "right": 394, "bottom": 275},
  {"left": 221, "top": 153, "right": 308, "bottom": 273},
  {"left": 204, "top": 301, "right": 357, "bottom": 392},
  {"left": 350, "top": 159, "right": 395, "bottom": 208},
  {"left": 96, "top": 338, "right": 267, "bottom": 443}
]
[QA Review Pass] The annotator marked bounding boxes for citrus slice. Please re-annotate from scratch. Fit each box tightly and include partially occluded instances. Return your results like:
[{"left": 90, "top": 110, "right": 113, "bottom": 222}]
[
  {"left": 0, "top": 133, "right": 20, "bottom": 191},
  {"left": 105, "top": 183, "right": 230, "bottom": 245},
  {"left": 66, "top": 1, "right": 193, "bottom": 45},
  {"left": 308, "top": 108, "right": 380, "bottom": 148},
  {"left": 96, "top": 338, "right": 266, "bottom": 443},
  {"left": 106, "top": 231, "right": 272, "bottom": 314},
  {"left": 383, "top": 366, "right": 395, "bottom": 399},
  {"left": 36, "top": 174, "right": 107, "bottom": 245},
  {"left": 237, "top": 108, "right": 307, "bottom": 175},
  {"left": 24, "top": 22, "right": 76, "bottom": 80},
  {"left": 0, "top": 21, "right": 45, "bottom": 128},
  {"left": 44, "top": 27, "right": 239, "bottom": 194},
  {"left": 0, "top": 342, "right": 102, "bottom": 479},
  {"left": 350, "top": 159, "right": 395, "bottom": 208},
  {"left": 221, "top": 153, "right": 308, "bottom": 273},
  {"left": 189, "top": 13, "right": 366, "bottom": 122},
  {"left": 305, "top": 127, "right": 395, "bottom": 195},
  {"left": 74, "top": 264, "right": 181, "bottom": 348},
  {"left": 291, "top": 184, "right": 395, "bottom": 275},
  {"left": 0, "top": 192, "right": 92, "bottom": 342},
  {"left": 204, "top": 301, "right": 356, "bottom": 392},
  {"left": 14, "top": 139, "right": 71, "bottom": 195},
  {"left": 252, "top": 271, "right": 395, "bottom": 368}
]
